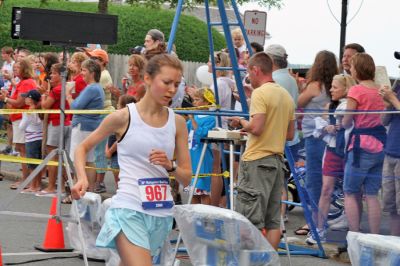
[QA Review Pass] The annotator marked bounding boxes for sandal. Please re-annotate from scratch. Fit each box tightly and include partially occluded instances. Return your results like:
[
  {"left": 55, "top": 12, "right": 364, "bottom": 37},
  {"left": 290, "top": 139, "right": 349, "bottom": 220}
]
[
  {"left": 61, "top": 195, "right": 72, "bottom": 204},
  {"left": 10, "top": 181, "right": 21, "bottom": 190},
  {"left": 294, "top": 226, "right": 310, "bottom": 235}
]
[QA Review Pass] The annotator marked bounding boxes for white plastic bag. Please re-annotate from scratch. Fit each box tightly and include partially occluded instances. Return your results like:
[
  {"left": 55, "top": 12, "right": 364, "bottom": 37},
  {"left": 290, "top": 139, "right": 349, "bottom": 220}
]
[
  {"left": 66, "top": 192, "right": 110, "bottom": 261},
  {"left": 173, "top": 204, "right": 280, "bottom": 266},
  {"left": 347, "top": 231, "right": 400, "bottom": 266}
]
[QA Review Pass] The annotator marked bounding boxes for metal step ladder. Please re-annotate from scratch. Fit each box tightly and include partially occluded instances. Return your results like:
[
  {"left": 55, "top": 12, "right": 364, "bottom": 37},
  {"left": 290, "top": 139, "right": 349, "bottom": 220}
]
[{"left": 168, "top": 0, "right": 251, "bottom": 117}]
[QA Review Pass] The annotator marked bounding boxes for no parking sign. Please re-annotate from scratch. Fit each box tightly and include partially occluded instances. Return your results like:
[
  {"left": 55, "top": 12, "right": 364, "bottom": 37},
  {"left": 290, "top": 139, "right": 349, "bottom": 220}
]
[{"left": 244, "top": 10, "right": 267, "bottom": 46}]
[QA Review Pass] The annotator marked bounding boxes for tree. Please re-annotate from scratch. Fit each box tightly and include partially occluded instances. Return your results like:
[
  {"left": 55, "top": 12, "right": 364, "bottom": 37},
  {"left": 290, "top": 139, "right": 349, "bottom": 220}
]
[
  {"left": 30, "top": 0, "right": 282, "bottom": 14},
  {"left": 127, "top": 0, "right": 283, "bottom": 9},
  {"left": 98, "top": 0, "right": 108, "bottom": 14}
]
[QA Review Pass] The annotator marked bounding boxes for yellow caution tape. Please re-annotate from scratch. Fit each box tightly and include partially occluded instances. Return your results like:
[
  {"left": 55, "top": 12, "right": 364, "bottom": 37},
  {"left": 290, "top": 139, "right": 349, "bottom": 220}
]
[
  {"left": 173, "top": 104, "right": 221, "bottom": 111},
  {"left": 0, "top": 154, "right": 58, "bottom": 166},
  {"left": 0, "top": 154, "right": 119, "bottom": 172},
  {"left": 0, "top": 154, "right": 229, "bottom": 178},
  {"left": 169, "top": 171, "right": 229, "bottom": 180}
]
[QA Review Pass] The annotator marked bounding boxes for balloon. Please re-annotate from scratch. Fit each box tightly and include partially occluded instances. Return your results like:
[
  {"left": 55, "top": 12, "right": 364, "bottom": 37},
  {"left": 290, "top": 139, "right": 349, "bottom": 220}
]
[{"left": 196, "top": 65, "right": 213, "bottom": 86}]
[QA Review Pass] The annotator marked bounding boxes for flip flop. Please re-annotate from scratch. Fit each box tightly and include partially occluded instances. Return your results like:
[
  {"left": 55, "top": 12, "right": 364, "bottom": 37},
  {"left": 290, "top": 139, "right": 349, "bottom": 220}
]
[
  {"left": 294, "top": 226, "right": 310, "bottom": 236},
  {"left": 35, "top": 190, "right": 57, "bottom": 197},
  {"left": 21, "top": 187, "right": 42, "bottom": 194},
  {"left": 10, "top": 181, "right": 21, "bottom": 190}
]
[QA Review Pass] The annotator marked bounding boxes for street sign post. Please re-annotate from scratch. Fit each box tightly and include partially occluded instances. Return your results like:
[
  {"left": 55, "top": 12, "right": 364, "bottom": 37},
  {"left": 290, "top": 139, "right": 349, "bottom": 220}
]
[{"left": 244, "top": 10, "right": 267, "bottom": 46}]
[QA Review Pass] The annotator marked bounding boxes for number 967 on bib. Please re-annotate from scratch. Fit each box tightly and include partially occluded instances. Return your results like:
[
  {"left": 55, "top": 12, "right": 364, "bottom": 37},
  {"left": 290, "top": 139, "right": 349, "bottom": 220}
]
[{"left": 138, "top": 177, "right": 174, "bottom": 210}]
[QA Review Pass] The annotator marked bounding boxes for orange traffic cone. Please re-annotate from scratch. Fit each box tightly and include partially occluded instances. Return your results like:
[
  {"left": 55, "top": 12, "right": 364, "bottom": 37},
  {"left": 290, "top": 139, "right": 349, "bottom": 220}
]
[
  {"left": 34, "top": 197, "right": 73, "bottom": 252},
  {"left": 0, "top": 244, "right": 3, "bottom": 266}
]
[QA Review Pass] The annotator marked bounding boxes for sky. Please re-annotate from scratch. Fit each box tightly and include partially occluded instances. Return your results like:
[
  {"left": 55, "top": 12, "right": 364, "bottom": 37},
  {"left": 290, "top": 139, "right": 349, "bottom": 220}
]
[{"left": 239, "top": 0, "right": 400, "bottom": 78}]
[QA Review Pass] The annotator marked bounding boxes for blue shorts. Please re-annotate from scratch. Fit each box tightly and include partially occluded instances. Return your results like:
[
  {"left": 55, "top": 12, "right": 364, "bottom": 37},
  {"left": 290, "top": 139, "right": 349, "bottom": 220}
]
[
  {"left": 96, "top": 208, "right": 173, "bottom": 256},
  {"left": 94, "top": 137, "right": 108, "bottom": 174},
  {"left": 110, "top": 155, "right": 119, "bottom": 169},
  {"left": 344, "top": 150, "right": 384, "bottom": 195},
  {"left": 25, "top": 140, "right": 42, "bottom": 170}
]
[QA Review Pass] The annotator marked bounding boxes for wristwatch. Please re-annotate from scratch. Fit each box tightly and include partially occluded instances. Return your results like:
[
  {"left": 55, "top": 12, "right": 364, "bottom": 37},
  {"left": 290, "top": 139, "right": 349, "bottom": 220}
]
[
  {"left": 167, "top": 160, "right": 177, "bottom": 173},
  {"left": 4, "top": 97, "right": 8, "bottom": 103}
]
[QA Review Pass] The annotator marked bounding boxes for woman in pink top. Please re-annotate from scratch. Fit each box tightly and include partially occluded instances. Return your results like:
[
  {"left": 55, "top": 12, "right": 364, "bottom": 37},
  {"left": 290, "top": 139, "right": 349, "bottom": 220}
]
[{"left": 342, "top": 53, "right": 386, "bottom": 234}]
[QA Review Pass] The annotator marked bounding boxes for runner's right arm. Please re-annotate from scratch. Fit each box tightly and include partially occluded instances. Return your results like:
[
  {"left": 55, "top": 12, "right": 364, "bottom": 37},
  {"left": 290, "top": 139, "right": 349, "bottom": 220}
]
[{"left": 71, "top": 108, "right": 129, "bottom": 199}]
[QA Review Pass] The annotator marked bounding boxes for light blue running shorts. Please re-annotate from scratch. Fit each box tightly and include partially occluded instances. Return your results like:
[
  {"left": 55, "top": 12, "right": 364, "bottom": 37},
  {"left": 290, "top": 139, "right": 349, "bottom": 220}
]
[{"left": 96, "top": 208, "right": 173, "bottom": 256}]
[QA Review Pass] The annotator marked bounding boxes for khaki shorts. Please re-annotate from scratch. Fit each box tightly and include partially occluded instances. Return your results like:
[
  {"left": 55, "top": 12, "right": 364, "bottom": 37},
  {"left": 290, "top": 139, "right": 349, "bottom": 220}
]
[
  {"left": 236, "top": 154, "right": 285, "bottom": 230},
  {"left": 382, "top": 154, "right": 400, "bottom": 215},
  {"left": 12, "top": 120, "right": 25, "bottom": 144},
  {"left": 46, "top": 123, "right": 71, "bottom": 151}
]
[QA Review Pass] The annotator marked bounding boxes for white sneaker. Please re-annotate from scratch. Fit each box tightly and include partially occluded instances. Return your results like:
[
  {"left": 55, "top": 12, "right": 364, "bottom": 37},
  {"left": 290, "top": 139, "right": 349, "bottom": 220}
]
[
  {"left": 10, "top": 149, "right": 20, "bottom": 156},
  {"left": 305, "top": 229, "right": 326, "bottom": 245},
  {"left": 328, "top": 214, "right": 348, "bottom": 230}
]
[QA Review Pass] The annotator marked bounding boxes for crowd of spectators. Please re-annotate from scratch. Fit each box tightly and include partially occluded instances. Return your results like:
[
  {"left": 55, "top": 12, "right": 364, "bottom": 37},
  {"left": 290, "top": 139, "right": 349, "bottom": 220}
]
[{"left": 0, "top": 27, "right": 399, "bottom": 251}]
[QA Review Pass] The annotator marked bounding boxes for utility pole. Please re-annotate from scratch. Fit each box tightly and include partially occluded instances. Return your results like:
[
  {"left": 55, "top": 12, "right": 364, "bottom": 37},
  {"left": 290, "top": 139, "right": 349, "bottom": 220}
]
[{"left": 339, "top": 0, "right": 348, "bottom": 60}]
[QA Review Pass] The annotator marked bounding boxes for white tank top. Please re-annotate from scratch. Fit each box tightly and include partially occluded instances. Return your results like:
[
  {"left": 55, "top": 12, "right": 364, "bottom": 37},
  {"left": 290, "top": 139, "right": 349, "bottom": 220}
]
[{"left": 110, "top": 103, "right": 176, "bottom": 217}]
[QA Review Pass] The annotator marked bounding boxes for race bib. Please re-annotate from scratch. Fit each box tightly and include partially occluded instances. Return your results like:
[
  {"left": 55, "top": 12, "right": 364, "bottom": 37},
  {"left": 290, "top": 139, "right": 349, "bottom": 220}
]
[{"left": 138, "top": 177, "right": 174, "bottom": 210}]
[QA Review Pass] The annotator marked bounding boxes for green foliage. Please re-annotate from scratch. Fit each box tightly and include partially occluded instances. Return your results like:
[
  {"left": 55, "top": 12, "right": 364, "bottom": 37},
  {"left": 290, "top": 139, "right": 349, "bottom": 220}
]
[
  {"left": 0, "top": 0, "right": 227, "bottom": 62},
  {"left": 125, "top": 0, "right": 283, "bottom": 9}
]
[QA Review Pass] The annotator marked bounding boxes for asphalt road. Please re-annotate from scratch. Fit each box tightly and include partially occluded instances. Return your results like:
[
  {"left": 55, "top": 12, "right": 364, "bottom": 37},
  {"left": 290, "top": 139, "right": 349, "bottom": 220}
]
[
  {"left": 0, "top": 152, "right": 352, "bottom": 266},
  {"left": 0, "top": 178, "right": 349, "bottom": 266}
]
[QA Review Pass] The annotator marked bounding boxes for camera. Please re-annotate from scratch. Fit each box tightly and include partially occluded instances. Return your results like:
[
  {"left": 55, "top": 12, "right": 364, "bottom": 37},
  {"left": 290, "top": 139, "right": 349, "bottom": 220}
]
[{"left": 129, "top": 46, "right": 144, "bottom": 55}]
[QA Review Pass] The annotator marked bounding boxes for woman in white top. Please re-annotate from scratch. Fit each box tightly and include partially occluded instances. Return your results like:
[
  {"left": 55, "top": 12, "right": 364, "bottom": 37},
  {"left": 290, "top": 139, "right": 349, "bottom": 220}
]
[
  {"left": 71, "top": 54, "right": 191, "bottom": 265},
  {"left": 207, "top": 51, "right": 236, "bottom": 207}
]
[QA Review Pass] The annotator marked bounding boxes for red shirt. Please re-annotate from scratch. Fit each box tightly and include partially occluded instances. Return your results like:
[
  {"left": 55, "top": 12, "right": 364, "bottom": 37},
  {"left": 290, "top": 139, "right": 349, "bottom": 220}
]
[
  {"left": 127, "top": 80, "right": 145, "bottom": 97},
  {"left": 10, "top": 78, "right": 37, "bottom": 122},
  {"left": 48, "top": 84, "right": 71, "bottom": 126},
  {"left": 72, "top": 74, "right": 87, "bottom": 99}
]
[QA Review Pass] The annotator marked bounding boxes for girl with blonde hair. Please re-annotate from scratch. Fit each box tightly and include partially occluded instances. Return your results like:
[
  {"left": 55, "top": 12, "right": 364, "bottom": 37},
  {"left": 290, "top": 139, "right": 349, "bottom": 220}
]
[
  {"left": 186, "top": 87, "right": 216, "bottom": 205},
  {"left": 306, "top": 74, "right": 356, "bottom": 244}
]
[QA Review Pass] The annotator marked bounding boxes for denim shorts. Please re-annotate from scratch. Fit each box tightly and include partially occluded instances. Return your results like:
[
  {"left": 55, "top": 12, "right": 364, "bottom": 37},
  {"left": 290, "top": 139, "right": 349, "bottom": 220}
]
[
  {"left": 236, "top": 155, "right": 285, "bottom": 230},
  {"left": 382, "top": 154, "right": 400, "bottom": 214},
  {"left": 25, "top": 140, "right": 42, "bottom": 170},
  {"left": 110, "top": 155, "right": 119, "bottom": 169},
  {"left": 344, "top": 150, "right": 384, "bottom": 195},
  {"left": 94, "top": 138, "right": 108, "bottom": 174},
  {"left": 96, "top": 208, "right": 173, "bottom": 257}
]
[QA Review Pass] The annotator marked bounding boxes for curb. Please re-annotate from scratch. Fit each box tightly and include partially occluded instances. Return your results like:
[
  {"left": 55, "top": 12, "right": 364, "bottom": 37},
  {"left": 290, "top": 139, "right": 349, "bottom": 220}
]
[
  {"left": 0, "top": 168, "right": 113, "bottom": 200},
  {"left": 0, "top": 169, "right": 21, "bottom": 182}
]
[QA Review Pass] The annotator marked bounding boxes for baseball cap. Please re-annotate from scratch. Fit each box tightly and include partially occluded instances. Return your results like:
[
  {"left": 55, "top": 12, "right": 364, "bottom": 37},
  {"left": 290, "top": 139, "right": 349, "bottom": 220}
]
[
  {"left": 86, "top": 49, "right": 109, "bottom": 63},
  {"left": 147, "top": 29, "right": 165, "bottom": 42},
  {"left": 265, "top": 44, "right": 287, "bottom": 58},
  {"left": 21, "top": 89, "right": 41, "bottom": 102}
]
